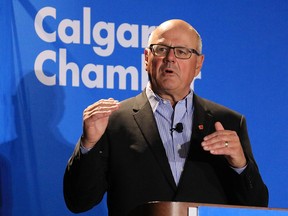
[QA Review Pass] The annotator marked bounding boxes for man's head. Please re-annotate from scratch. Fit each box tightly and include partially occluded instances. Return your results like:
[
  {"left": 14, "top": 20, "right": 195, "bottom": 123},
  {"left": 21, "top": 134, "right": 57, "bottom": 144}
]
[{"left": 145, "top": 19, "right": 204, "bottom": 104}]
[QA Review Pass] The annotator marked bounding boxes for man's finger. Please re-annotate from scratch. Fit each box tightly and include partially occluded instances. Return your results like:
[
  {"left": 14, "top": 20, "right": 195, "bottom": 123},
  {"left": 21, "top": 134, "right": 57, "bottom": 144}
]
[{"left": 215, "top": 121, "right": 225, "bottom": 131}]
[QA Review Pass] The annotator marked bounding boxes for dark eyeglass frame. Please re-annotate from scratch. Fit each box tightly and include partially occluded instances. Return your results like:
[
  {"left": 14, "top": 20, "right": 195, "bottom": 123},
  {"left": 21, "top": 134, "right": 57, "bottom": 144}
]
[{"left": 149, "top": 44, "right": 201, "bottom": 59}]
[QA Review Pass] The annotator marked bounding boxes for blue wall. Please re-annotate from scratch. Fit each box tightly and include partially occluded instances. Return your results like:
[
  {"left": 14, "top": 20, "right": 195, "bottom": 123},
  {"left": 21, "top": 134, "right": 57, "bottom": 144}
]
[{"left": 1, "top": 1, "right": 287, "bottom": 215}]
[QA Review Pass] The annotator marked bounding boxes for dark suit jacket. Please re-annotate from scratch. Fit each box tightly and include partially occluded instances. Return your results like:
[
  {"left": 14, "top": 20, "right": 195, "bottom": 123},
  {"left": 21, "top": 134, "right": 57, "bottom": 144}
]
[{"left": 63, "top": 91, "right": 268, "bottom": 216}]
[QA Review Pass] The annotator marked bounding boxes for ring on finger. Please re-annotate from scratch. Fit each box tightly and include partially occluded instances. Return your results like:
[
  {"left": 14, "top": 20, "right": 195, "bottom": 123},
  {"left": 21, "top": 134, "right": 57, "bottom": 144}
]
[{"left": 224, "top": 141, "right": 229, "bottom": 148}]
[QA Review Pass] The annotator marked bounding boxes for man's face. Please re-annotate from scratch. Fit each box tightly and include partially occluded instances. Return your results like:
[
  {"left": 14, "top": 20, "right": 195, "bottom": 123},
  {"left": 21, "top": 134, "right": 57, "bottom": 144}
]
[{"left": 145, "top": 22, "right": 204, "bottom": 99}]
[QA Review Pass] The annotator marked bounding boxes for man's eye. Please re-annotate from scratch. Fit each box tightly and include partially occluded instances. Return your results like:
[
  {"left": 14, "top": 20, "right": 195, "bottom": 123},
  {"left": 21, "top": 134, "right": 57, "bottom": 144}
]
[
  {"left": 177, "top": 49, "right": 188, "bottom": 55},
  {"left": 157, "top": 47, "right": 168, "bottom": 53}
]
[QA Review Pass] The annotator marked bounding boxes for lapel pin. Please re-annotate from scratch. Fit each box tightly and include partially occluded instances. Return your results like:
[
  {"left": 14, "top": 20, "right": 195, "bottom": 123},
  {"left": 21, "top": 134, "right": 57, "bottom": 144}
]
[{"left": 198, "top": 124, "right": 204, "bottom": 130}]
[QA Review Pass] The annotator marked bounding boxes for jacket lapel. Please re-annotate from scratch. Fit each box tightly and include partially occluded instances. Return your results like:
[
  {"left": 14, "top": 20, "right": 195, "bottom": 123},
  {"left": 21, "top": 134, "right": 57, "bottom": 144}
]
[
  {"left": 191, "top": 94, "right": 215, "bottom": 141},
  {"left": 132, "top": 91, "right": 177, "bottom": 189},
  {"left": 177, "top": 94, "right": 216, "bottom": 187}
]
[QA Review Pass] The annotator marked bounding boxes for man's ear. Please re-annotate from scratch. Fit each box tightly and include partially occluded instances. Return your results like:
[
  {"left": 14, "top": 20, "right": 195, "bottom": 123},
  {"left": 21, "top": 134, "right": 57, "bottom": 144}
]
[
  {"left": 195, "top": 54, "right": 204, "bottom": 76},
  {"left": 144, "top": 48, "right": 149, "bottom": 67}
]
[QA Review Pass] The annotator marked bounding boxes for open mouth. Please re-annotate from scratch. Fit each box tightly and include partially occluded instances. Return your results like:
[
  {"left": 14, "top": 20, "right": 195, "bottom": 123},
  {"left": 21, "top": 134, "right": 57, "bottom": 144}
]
[{"left": 164, "top": 68, "right": 174, "bottom": 73}]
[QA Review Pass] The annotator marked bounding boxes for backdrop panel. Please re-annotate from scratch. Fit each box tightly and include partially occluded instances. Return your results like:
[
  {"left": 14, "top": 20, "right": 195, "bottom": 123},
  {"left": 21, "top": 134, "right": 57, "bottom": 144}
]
[{"left": 1, "top": 1, "right": 287, "bottom": 215}]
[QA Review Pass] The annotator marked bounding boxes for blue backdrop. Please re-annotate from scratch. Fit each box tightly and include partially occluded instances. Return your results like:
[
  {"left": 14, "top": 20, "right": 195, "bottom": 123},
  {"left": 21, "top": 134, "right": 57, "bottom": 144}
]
[{"left": 1, "top": 1, "right": 288, "bottom": 215}]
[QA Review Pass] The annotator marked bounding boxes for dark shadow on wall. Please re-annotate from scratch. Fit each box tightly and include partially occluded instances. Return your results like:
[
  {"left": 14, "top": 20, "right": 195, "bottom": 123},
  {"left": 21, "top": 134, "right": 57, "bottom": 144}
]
[
  {"left": 0, "top": 71, "right": 108, "bottom": 216},
  {"left": 0, "top": 72, "right": 73, "bottom": 216},
  {"left": 0, "top": 154, "right": 12, "bottom": 216}
]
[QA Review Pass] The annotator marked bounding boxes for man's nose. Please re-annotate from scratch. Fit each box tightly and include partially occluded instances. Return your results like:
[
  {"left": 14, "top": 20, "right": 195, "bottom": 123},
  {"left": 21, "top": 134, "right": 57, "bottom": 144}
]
[{"left": 164, "top": 48, "right": 176, "bottom": 62}]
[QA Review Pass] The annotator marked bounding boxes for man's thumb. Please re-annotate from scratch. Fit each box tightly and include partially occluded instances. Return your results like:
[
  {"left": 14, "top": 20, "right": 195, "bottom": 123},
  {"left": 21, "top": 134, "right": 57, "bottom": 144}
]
[{"left": 215, "top": 121, "right": 225, "bottom": 131}]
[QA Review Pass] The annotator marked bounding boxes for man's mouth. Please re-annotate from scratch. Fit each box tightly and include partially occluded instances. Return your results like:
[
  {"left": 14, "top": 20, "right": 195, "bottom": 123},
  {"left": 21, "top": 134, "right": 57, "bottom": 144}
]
[{"left": 164, "top": 68, "right": 174, "bottom": 73}]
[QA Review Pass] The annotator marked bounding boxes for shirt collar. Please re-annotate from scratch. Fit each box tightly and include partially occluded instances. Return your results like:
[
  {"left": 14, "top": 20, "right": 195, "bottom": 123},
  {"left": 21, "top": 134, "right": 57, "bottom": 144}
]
[{"left": 145, "top": 82, "right": 194, "bottom": 113}]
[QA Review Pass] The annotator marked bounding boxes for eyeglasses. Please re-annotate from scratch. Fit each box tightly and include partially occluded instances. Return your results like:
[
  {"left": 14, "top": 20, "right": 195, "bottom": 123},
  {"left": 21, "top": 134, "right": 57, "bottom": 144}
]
[{"left": 149, "top": 44, "right": 200, "bottom": 59}]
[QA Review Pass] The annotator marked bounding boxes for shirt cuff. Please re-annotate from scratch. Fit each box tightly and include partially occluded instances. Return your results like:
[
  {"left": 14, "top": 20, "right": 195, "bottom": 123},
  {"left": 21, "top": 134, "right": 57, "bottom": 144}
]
[
  {"left": 80, "top": 140, "right": 93, "bottom": 154},
  {"left": 231, "top": 164, "right": 247, "bottom": 174}
]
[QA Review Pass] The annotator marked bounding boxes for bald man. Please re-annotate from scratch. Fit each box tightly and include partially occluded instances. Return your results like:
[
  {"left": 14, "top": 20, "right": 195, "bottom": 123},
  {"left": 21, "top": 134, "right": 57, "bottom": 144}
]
[{"left": 64, "top": 19, "right": 268, "bottom": 216}]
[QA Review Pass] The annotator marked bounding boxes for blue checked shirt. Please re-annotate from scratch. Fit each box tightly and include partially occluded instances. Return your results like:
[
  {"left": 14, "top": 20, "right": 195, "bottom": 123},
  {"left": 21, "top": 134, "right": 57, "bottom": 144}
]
[{"left": 146, "top": 83, "right": 194, "bottom": 185}]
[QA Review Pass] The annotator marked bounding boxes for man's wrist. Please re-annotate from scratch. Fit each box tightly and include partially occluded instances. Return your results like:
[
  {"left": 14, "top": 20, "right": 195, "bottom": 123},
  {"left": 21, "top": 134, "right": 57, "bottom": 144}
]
[
  {"left": 80, "top": 136, "right": 93, "bottom": 154},
  {"left": 81, "top": 134, "right": 96, "bottom": 148}
]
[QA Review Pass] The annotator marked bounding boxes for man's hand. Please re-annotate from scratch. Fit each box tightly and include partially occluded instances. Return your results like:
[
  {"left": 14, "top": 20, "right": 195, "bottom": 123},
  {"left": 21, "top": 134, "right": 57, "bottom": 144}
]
[
  {"left": 201, "top": 122, "right": 247, "bottom": 168},
  {"left": 81, "top": 98, "right": 120, "bottom": 149}
]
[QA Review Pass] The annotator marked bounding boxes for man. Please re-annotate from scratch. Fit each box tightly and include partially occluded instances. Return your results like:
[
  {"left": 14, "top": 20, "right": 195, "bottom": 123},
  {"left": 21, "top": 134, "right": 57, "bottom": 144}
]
[{"left": 63, "top": 19, "right": 268, "bottom": 216}]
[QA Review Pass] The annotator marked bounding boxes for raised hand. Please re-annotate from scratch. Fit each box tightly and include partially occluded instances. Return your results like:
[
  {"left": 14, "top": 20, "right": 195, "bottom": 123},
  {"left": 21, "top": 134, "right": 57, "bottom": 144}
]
[
  {"left": 201, "top": 122, "right": 247, "bottom": 168},
  {"left": 81, "top": 98, "right": 120, "bottom": 148}
]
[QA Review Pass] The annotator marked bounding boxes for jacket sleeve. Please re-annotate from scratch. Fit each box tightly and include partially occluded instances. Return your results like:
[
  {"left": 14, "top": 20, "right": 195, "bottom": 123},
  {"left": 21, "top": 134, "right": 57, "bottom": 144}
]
[
  {"left": 63, "top": 136, "right": 109, "bottom": 213},
  {"left": 231, "top": 116, "right": 269, "bottom": 207}
]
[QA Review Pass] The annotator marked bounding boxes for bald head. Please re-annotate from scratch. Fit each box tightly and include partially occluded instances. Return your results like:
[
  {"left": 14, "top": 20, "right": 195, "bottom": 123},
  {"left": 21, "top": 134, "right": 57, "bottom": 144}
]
[{"left": 148, "top": 19, "right": 202, "bottom": 54}]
